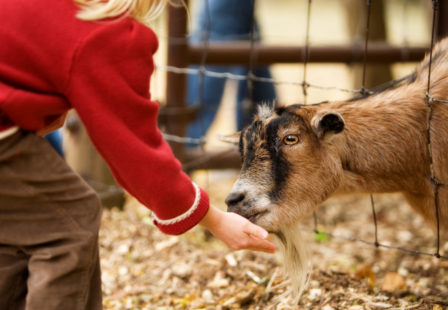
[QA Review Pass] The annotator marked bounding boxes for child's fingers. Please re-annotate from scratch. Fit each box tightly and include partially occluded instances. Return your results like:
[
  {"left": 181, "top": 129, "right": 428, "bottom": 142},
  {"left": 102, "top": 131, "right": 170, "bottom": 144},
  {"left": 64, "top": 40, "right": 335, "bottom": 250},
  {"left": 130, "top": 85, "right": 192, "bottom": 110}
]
[
  {"left": 241, "top": 220, "right": 276, "bottom": 253},
  {"left": 247, "top": 235, "right": 277, "bottom": 253},
  {"left": 243, "top": 220, "right": 269, "bottom": 240}
]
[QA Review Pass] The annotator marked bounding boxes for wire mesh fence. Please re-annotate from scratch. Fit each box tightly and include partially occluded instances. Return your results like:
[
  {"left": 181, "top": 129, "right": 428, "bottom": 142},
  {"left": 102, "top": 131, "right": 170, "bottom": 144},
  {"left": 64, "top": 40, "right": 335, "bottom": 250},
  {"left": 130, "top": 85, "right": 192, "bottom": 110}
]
[{"left": 156, "top": 0, "right": 447, "bottom": 260}]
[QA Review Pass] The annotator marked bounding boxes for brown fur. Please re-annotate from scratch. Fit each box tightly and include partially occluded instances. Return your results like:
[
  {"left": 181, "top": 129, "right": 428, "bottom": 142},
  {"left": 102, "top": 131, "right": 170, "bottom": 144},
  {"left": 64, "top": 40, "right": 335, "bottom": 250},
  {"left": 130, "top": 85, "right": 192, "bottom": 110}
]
[
  {"left": 225, "top": 38, "right": 448, "bottom": 296},
  {"left": 227, "top": 38, "right": 448, "bottom": 238}
]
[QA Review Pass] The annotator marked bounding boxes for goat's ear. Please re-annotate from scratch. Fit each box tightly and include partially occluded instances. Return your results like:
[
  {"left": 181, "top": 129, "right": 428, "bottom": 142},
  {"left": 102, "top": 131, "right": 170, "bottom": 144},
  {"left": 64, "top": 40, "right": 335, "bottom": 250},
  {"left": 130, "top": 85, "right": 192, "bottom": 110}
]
[
  {"left": 217, "top": 132, "right": 241, "bottom": 145},
  {"left": 311, "top": 111, "right": 345, "bottom": 139}
]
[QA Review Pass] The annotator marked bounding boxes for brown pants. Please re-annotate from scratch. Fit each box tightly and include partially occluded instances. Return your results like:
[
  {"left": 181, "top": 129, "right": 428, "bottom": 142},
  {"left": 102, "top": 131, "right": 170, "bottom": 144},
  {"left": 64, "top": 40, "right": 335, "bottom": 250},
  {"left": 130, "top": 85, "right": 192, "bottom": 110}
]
[{"left": 0, "top": 131, "right": 102, "bottom": 310}]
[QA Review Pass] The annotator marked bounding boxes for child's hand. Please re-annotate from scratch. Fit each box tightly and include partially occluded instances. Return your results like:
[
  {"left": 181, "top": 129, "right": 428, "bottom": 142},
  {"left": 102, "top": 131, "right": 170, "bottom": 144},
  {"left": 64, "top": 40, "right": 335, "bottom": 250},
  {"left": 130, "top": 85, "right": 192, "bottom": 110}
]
[{"left": 200, "top": 205, "right": 276, "bottom": 253}]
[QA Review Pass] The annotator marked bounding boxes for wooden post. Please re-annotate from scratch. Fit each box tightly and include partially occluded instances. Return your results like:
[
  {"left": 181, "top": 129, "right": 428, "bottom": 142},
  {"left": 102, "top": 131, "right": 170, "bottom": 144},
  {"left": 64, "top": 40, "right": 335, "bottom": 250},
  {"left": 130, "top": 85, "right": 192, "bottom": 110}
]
[
  {"left": 163, "top": 4, "right": 189, "bottom": 162},
  {"left": 344, "top": 0, "right": 392, "bottom": 89}
]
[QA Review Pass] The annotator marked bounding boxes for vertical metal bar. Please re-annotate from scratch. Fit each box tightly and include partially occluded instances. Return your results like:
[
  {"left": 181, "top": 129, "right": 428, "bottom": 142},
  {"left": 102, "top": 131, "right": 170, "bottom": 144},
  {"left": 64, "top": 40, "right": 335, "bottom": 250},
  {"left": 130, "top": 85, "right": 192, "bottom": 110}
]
[
  {"left": 312, "top": 212, "right": 318, "bottom": 234},
  {"left": 361, "top": 0, "right": 380, "bottom": 247},
  {"left": 425, "top": 0, "right": 441, "bottom": 259},
  {"left": 247, "top": 0, "right": 257, "bottom": 108},
  {"left": 370, "top": 195, "right": 379, "bottom": 247},
  {"left": 198, "top": 0, "right": 211, "bottom": 188},
  {"left": 301, "top": 0, "right": 316, "bottom": 232},
  {"left": 165, "top": 3, "right": 188, "bottom": 161},
  {"left": 197, "top": 0, "right": 211, "bottom": 146},
  {"left": 361, "top": 0, "right": 372, "bottom": 95},
  {"left": 302, "top": 0, "right": 312, "bottom": 104}
]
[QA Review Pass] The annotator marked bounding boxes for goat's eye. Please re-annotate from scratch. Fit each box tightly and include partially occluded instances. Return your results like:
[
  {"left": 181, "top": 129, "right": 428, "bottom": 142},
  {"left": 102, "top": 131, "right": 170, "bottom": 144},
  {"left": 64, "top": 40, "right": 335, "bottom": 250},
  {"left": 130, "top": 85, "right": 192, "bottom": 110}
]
[{"left": 283, "top": 135, "right": 300, "bottom": 145}]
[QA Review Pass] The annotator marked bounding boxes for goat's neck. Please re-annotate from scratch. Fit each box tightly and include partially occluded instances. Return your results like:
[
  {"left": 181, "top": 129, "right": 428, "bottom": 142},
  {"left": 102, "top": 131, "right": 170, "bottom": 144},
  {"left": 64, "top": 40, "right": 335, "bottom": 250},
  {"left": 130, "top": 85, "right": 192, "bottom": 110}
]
[{"left": 330, "top": 85, "right": 429, "bottom": 194}]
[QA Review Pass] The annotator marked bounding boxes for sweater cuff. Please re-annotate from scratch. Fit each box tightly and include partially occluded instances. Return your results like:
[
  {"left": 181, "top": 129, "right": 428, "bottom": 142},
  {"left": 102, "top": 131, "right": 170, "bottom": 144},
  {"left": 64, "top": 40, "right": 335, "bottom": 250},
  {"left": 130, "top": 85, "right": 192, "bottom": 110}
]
[{"left": 153, "top": 183, "right": 210, "bottom": 235}]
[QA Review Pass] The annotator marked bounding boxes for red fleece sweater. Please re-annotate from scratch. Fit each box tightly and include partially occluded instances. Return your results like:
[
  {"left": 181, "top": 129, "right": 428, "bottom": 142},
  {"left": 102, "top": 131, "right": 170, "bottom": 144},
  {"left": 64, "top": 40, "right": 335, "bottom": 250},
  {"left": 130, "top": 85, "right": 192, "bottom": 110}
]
[{"left": 0, "top": 0, "right": 209, "bottom": 234}]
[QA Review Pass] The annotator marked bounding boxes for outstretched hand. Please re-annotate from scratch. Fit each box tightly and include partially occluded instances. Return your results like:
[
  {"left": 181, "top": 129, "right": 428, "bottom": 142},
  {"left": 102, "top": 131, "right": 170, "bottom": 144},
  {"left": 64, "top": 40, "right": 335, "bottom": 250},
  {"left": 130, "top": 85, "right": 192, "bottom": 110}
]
[{"left": 200, "top": 205, "right": 276, "bottom": 253}]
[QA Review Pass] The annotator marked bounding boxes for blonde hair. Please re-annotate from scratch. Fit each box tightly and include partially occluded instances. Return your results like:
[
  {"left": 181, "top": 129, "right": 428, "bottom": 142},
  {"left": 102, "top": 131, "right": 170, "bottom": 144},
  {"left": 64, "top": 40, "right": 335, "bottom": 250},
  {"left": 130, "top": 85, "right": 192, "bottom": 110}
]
[{"left": 74, "top": 0, "right": 178, "bottom": 24}]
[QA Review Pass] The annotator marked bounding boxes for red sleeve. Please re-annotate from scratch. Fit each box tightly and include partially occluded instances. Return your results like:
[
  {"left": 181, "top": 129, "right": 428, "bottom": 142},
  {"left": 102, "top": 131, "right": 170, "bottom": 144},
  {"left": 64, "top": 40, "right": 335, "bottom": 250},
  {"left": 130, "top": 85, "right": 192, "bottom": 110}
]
[{"left": 65, "top": 19, "right": 209, "bottom": 235}]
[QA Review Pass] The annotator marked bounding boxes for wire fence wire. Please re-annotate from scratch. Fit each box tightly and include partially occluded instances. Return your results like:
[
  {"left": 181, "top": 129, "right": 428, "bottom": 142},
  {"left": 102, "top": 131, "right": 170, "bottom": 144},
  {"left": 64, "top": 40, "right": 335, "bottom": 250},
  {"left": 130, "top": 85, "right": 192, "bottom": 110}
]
[
  {"left": 156, "top": 65, "right": 374, "bottom": 95},
  {"left": 160, "top": 0, "right": 447, "bottom": 260},
  {"left": 424, "top": 0, "right": 444, "bottom": 259}
]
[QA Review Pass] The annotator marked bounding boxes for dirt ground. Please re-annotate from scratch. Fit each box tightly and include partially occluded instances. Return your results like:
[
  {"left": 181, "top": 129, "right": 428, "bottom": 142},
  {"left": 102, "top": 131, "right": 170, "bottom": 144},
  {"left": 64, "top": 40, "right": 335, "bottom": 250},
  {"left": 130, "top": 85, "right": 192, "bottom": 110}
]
[{"left": 99, "top": 173, "right": 448, "bottom": 310}]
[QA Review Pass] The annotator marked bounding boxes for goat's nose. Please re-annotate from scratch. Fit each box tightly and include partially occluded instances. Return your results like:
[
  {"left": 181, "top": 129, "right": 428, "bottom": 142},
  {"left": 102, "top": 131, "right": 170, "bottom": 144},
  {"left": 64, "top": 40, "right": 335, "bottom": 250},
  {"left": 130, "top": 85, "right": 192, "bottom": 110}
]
[{"left": 225, "top": 192, "right": 245, "bottom": 211}]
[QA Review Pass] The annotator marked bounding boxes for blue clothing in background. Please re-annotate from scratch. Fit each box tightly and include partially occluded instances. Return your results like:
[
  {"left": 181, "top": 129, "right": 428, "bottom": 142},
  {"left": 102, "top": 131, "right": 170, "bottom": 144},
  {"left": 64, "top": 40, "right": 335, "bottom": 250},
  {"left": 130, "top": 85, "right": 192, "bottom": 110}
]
[
  {"left": 186, "top": 0, "right": 276, "bottom": 143},
  {"left": 45, "top": 129, "right": 64, "bottom": 156}
]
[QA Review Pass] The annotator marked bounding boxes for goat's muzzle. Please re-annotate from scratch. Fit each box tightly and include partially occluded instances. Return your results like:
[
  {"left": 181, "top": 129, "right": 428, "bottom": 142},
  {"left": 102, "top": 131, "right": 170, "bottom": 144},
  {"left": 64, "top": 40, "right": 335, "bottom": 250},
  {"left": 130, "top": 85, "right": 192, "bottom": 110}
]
[
  {"left": 225, "top": 192, "right": 245, "bottom": 212},
  {"left": 225, "top": 191, "right": 270, "bottom": 223}
]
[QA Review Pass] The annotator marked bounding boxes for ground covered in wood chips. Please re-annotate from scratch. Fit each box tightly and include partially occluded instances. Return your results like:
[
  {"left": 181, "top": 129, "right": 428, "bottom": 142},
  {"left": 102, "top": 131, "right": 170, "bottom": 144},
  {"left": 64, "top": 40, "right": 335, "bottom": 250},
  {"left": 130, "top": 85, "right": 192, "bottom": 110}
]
[{"left": 100, "top": 179, "right": 448, "bottom": 310}]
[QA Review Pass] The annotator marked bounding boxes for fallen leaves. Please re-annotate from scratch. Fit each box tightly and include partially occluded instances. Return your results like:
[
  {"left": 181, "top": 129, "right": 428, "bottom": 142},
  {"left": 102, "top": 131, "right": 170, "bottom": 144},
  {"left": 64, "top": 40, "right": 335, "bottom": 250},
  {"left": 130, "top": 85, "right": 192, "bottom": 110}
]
[
  {"left": 99, "top": 193, "right": 448, "bottom": 309},
  {"left": 355, "top": 265, "right": 376, "bottom": 290},
  {"left": 381, "top": 272, "right": 407, "bottom": 293}
]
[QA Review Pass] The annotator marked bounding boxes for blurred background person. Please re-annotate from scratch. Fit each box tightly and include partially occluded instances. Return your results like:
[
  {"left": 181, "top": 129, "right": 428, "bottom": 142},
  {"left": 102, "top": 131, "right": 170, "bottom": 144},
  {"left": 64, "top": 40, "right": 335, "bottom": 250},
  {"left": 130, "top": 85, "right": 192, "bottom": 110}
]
[{"left": 186, "top": 0, "right": 277, "bottom": 148}]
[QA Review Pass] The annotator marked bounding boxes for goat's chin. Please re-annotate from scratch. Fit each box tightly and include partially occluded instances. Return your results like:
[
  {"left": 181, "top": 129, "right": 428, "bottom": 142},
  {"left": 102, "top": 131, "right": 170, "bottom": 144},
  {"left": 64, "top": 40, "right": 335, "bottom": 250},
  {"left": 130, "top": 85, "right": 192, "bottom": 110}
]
[{"left": 272, "top": 223, "right": 311, "bottom": 299}]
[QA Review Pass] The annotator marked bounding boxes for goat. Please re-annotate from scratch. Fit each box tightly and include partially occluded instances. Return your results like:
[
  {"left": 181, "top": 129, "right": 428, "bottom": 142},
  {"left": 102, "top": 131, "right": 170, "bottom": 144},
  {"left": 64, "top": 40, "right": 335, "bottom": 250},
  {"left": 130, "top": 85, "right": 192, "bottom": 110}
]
[{"left": 225, "top": 38, "right": 448, "bottom": 295}]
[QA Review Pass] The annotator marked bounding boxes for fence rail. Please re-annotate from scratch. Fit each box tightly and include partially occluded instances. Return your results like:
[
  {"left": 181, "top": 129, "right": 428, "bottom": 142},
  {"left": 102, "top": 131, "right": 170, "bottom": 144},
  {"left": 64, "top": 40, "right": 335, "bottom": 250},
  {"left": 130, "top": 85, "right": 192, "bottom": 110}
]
[{"left": 160, "top": 0, "right": 447, "bottom": 260}]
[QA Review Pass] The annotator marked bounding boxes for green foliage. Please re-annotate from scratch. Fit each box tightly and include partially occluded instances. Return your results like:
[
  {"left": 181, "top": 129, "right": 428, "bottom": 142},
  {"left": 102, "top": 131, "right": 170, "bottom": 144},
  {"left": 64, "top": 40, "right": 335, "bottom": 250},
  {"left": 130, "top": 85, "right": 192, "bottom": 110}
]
[{"left": 314, "top": 231, "right": 331, "bottom": 243}]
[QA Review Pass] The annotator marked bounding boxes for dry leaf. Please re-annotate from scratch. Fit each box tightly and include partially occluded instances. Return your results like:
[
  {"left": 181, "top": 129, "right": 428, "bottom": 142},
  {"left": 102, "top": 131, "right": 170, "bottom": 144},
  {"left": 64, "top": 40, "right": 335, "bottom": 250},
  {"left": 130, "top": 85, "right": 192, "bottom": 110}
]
[
  {"left": 355, "top": 265, "right": 376, "bottom": 289},
  {"left": 208, "top": 271, "right": 229, "bottom": 288},
  {"left": 381, "top": 272, "right": 407, "bottom": 292}
]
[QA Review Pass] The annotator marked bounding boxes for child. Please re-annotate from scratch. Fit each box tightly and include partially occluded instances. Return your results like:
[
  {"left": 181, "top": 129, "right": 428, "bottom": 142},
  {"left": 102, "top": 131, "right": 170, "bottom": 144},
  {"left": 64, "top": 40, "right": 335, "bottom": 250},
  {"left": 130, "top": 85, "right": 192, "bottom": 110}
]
[{"left": 0, "top": 0, "right": 276, "bottom": 309}]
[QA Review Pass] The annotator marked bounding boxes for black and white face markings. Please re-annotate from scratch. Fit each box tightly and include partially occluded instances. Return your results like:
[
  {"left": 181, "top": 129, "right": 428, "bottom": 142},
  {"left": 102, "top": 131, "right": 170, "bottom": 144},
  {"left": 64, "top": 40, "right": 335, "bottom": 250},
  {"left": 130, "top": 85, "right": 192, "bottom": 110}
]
[
  {"left": 239, "top": 108, "right": 306, "bottom": 203},
  {"left": 240, "top": 120, "right": 266, "bottom": 171}
]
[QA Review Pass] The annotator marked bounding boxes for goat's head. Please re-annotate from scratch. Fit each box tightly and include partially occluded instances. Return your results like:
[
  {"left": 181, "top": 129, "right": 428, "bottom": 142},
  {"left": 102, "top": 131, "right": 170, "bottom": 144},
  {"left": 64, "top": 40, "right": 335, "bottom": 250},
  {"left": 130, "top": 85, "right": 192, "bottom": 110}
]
[{"left": 225, "top": 103, "right": 346, "bottom": 232}]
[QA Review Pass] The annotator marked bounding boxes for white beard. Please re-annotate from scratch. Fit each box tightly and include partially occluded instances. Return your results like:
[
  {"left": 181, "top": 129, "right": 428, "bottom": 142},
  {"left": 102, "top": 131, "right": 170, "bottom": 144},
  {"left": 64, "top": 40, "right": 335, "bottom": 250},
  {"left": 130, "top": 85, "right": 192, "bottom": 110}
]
[{"left": 273, "top": 223, "right": 311, "bottom": 300}]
